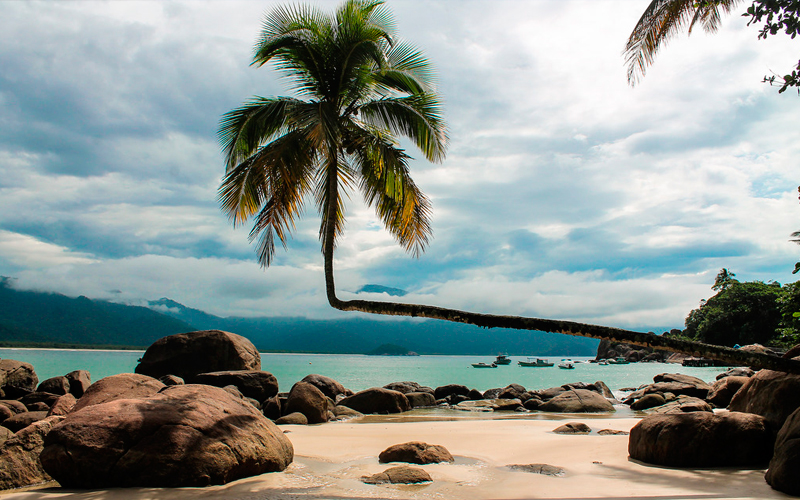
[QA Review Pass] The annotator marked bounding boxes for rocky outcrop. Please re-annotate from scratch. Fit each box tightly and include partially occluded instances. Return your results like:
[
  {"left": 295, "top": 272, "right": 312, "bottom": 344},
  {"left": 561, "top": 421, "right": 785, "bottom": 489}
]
[
  {"left": 135, "top": 330, "right": 261, "bottom": 381},
  {"left": 65, "top": 370, "right": 91, "bottom": 397},
  {"left": 284, "top": 381, "right": 329, "bottom": 424},
  {"left": 707, "top": 376, "right": 749, "bottom": 408},
  {"left": 383, "top": 381, "right": 434, "bottom": 395},
  {"left": 433, "top": 384, "right": 470, "bottom": 400},
  {"left": 649, "top": 396, "right": 713, "bottom": 414},
  {"left": 456, "top": 398, "right": 522, "bottom": 411},
  {"left": 766, "top": 406, "right": 800, "bottom": 495},
  {"left": 47, "top": 394, "right": 77, "bottom": 417},
  {"left": 379, "top": 441, "right": 454, "bottom": 464},
  {"left": 498, "top": 384, "right": 526, "bottom": 399},
  {"left": 37, "top": 377, "right": 70, "bottom": 395},
  {"left": 630, "top": 393, "right": 666, "bottom": 411},
  {"left": 338, "top": 388, "right": 410, "bottom": 414},
  {"left": 362, "top": 466, "right": 432, "bottom": 484},
  {"left": 72, "top": 373, "right": 165, "bottom": 412},
  {"left": 406, "top": 392, "right": 436, "bottom": 408},
  {"left": 596, "top": 339, "right": 667, "bottom": 362},
  {"left": 193, "top": 370, "right": 279, "bottom": 402},
  {"left": 538, "top": 389, "right": 615, "bottom": 413},
  {"left": 716, "top": 367, "right": 755, "bottom": 380},
  {"left": 628, "top": 412, "right": 773, "bottom": 467},
  {"left": 553, "top": 422, "right": 591, "bottom": 434},
  {"left": 1, "top": 410, "right": 48, "bottom": 433},
  {"left": 275, "top": 412, "right": 308, "bottom": 425},
  {"left": 0, "top": 416, "right": 64, "bottom": 490},
  {"left": 40, "top": 384, "right": 293, "bottom": 488},
  {"left": 302, "top": 374, "right": 349, "bottom": 400},
  {"left": 729, "top": 369, "right": 800, "bottom": 429},
  {"left": 0, "top": 360, "right": 38, "bottom": 399}
]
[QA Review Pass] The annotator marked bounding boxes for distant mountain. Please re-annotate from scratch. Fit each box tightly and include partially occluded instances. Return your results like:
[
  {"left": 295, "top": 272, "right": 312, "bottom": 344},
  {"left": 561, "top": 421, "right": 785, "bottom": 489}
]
[
  {"left": 0, "top": 277, "right": 601, "bottom": 355},
  {"left": 0, "top": 277, "right": 193, "bottom": 348},
  {"left": 356, "top": 284, "right": 408, "bottom": 297}
]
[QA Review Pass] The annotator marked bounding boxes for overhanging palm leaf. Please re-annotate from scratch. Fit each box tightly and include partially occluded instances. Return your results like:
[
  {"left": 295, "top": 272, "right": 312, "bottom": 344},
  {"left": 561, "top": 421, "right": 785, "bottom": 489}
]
[{"left": 625, "top": 0, "right": 742, "bottom": 85}]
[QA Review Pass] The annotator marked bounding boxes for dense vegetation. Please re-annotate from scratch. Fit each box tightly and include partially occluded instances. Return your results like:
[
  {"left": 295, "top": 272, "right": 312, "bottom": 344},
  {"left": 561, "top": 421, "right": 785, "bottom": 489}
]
[{"left": 682, "top": 269, "right": 800, "bottom": 349}]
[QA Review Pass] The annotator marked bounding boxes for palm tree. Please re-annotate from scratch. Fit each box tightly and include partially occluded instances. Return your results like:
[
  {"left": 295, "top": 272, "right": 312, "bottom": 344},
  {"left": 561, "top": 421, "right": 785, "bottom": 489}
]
[
  {"left": 220, "top": 0, "right": 800, "bottom": 373},
  {"left": 625, "top": 0, "right": 742, "bottom": 85}
]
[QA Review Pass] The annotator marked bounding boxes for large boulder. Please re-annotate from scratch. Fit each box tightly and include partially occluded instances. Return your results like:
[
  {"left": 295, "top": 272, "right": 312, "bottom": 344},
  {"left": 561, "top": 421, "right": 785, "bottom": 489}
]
[
  {"left": 284, "top": 381, "right": 329, "bottom": 424},
  {"left": 729, "top": 369, "right": 800, "bottom": 428},
  {"left": 1, "top": 411, "right": 48, "bottom": 433},
  {"left": 405, "top": 392, "right": 436, "bottom": 408},
  {"left": 193, "top": 370, "right": 279, "bottom": 402},
  {"left": 628, "top": 411, "right": 773, "bottom": 467},
  {"left": 73, "top": 373, "right": 165, "bottom": 412},
  {"left": 37, "top": 376, "right": 70, "bottom": 396},
  {"left": 383, "top": 381, "right": 433, "bottom": 395},
  {"left": 47, "top": 394, "right": 77, "bottom": 417},
  {"left": 649, "top": 396, "right": 713, "bottom": 415},
  {"left": 456, "top": 399, "right": 522, "bottom": 411},
  {"left": 433, "top": 384, "right": 469, "bottom": 400},
  {"left": 379, "top": 441, "right": 454, "bottom": 464},
  {"left": 707, "top": 376, "right": 749, "bottom": 408},
  {"left": 0, "top": 416, "right": 64, "bottom": 490},
  {"left": 766, "top": 406, "right": 800, "bottom": 495},
  {"left": 538, "top": 389, "right": 615, "bottom": 413},
  {"left": 0, "top": 360, "right": 38, "bottom": 399},
  {"left": 362, "top": 466, "right": 432, "bottom": 484},
  {"left": 135, "top": 330, "right": 261, "bottom": 381},
  {"left": 65, "top": 370, "right": 91, "bottom": 397},
  {"left": 302, "top": 374, "right": 348, "bottom": 400},
  {"left": 338, "top": 388, "right": 410, "bottom": 414},
  {"left": 40, "top": 384, "right": 293, "bottom": 488}
]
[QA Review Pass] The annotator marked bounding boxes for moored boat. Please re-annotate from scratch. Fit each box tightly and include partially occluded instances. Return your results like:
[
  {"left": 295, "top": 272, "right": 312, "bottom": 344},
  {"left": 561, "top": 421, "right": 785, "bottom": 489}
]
[
  {"left": 472, "top": 362, "right": 498, "bottom": 368},
  {"left": 518, "top": 358, "right": 554, "bottom": 367},
  {"left": 607, "top": 357, "right": 629, "bottom": 365},
  {"left": 557, "top": 361, "right": 575, "bottom": 369},
  {"left": 494, "top": 354, "right": 512, "bottom": 365}
]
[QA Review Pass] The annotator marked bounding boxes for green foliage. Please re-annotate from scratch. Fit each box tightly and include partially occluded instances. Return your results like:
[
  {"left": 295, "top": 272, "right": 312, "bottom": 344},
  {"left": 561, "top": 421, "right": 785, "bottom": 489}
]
[
  {"left": 685, "top": 269, "right": 800, "bottom": 348},
  {"left": 745, "top": 0, "right": 800, "bottom": 93}
]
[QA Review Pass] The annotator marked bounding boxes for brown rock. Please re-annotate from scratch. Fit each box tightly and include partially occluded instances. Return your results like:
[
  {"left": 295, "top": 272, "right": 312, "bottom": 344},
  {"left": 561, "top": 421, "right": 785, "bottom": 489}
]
[
  {"left": 406, "top": 392, "right": 436, "bottom": 408},
  {"left": 194, "top": 370, "right": 279, "bottom": 402},
  {"left": 628, "top": 411, "right": 773, "bottom": 467},
  {"left": 73, "top": 373, "right": 165, "bottom": 412},
  {"left": 455, "top": 399, "right": 522, "bottom": 411},
  {"left": 362, "top": 465, "right": 432, "bottom": 484},
  {"left": 0, "top": 400, "right": 27, "bottom": 414},
  {"left": 433, "top": 384, "right": 469, "bottom": 400},
  {"left": 331, "top": 405, "right": 363, "bottom": 420},
  {"left": 285, "top": 381, "right": 329, "bottom": 424},
  {"left": 498, "top": 384, "right": 526, "bottom": 399},
  {"left": 0, "top": 404, "right": 12, "bottom": 422},
  {"left": 650, "top": 396, "right": 713, "bottom": 414},
  {"left": 158, "top": 374, "right": 185, "bottom": 386},
  {"left": 553, "top": 422, "right": 592, "bottom": 434},
  {"left": 262, "top": 395, "right": 281, "bottom": 420},
  {"left": 729, "top": 369, "right": 800, "bottom": 429},
  {"left": 37, "top": 376, "right": 70, "bottom": 395},
  {"left": 538, "top": 389, "right": 615, "bottom": 413},
  {"left": 379, "top": 441, "right": 454, "bottom": 464},
  {"left": 302, "top": 374, "right": 348, "bottom": 400},
  {"left": 0, "top": 359, "right": 38, "bottom": 399},
  {"left": 766, "top": 406, "right": 800, "bottom": 495},
  {"left": 19, "top": 392, "right": 59, "bottom": 411},
  {"left": 135, "top": 330, "right": 261, "bottom": 381},
  {"left": 65, "top": 370, "right": 91, "bottom": 397},
  {"left": 275, "top": 412, "right": 308, "bottom": 425},
  {"left": 0, "top": 416, "right": 63, "bottom": 490},
  {"left": 630, "top": 393, "right": 665, "bottom": 411},
  {"left": 598, "top": 429, "right": 629, "bottom": 435},
  {"left": 716, "top": 367, "right": 755, "bottom": 380},
  {"left": 0, "top": 426, "right": 12, "bottom": 445},
  {"left": 707, "top": 376, "right": 749, "bottom": 408},
  {"left": 338, "top": 388, "right": 410, "bottom": 414},
  {"left": 383, "top": 381, "right": 433, "bottom": 395},
  {"left": 1, "top": 411, "right": 48, "bottom": 433},
  {"left": 40, "top": 384, "right": 293, "bottom": 488},
  {"left": 46, "top": 393, "right": 77, "bottom": 417}
]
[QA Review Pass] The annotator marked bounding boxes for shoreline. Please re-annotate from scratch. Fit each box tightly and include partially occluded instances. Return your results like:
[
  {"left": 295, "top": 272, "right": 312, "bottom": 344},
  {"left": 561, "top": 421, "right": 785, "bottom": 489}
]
[{"left": 3, "top": 416, "right": 782, "bottom": 500}]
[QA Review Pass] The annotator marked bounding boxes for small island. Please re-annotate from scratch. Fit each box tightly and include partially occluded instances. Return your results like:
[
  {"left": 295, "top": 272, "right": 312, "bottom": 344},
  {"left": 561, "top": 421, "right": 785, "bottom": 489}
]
[{"left": 365, "top": 343, "right": 419, "bottom": 356}]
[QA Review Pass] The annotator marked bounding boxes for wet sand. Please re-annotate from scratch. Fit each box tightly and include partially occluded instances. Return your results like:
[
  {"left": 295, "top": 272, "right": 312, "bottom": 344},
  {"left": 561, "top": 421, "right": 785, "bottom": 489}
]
[{"left": 1, "top": 415, "right": 785, "bottom": 500}]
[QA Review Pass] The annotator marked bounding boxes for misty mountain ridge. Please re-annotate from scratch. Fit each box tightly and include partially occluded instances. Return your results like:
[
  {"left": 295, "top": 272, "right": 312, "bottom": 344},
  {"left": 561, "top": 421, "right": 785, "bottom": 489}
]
[{"left": 0, "top": 278, "right": 601, "bottom": 355}]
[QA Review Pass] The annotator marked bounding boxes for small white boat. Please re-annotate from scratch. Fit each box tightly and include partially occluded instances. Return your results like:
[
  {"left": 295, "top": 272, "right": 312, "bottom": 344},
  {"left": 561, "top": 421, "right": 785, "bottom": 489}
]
[
  {"left": 558, "top": 362, "right": 575, "bottom": 369},
  {"left": 518, "top": 358, "right": 554, "bottom": 367},
  {"left": 472, "top": 362, "right": 498, "bottom": 368}
]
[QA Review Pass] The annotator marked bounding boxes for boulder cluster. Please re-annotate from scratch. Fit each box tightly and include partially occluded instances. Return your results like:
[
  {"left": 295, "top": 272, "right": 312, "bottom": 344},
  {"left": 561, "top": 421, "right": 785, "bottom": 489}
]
[{"left": 3, "top": 330, "right": 800, "bottom": 497}]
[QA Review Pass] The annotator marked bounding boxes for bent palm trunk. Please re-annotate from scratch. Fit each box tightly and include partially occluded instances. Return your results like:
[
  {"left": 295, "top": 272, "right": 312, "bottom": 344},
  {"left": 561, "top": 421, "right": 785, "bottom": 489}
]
[{"left": 323, "top": 244, "right": 800, "bottom": 374}]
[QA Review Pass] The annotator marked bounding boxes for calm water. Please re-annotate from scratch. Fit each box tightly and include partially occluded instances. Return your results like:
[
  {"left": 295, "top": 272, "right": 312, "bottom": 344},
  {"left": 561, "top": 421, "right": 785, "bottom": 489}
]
[{"left": 0, "top": 348, "right": 732, "bottom": 394}]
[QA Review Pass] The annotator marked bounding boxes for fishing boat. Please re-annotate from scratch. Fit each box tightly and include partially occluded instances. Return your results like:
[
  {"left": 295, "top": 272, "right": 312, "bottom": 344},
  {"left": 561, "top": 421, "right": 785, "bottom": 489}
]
[
  {"left": 598, "top": 360, "right": 609, "bottom": 365},
  {"left": 494, "top": 354, "right": 512, "bottom": 365},
  {"left": 557, "top": 361, "right": 575, "bottom": 369},
  {"left": 518, "top": 358, "right": 554, "bottom": 367},
  {"left": 472, "top": 362, "right": 498, "bottom": 368},
  {"left": 607, "top": 357, "right": 629, "bottom": 365}
]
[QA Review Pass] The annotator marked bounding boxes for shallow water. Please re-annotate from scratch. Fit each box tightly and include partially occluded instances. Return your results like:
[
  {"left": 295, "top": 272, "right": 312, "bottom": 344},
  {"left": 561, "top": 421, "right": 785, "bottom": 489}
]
[{"left": 0, "top": 348, "right": 731, "bottom": 393}]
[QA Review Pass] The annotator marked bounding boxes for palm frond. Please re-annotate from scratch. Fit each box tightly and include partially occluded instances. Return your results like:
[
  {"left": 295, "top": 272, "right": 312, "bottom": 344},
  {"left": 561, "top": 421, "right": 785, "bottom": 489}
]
[
  {"left": 624, "top": 0, "right": 741, "bottom": 85},
  {"left": 360, "top": 95, "right": 448, "bottom": 162}
]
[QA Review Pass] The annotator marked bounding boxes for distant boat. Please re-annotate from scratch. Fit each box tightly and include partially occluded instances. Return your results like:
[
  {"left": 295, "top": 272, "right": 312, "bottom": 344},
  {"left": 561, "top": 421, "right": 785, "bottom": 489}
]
[
  {"left": 518, "top": 358, "right": 554, "bottom": 367},
  {"left": 557, "top": 361, "right": 575, "bottom": 369},
  {"left": 494, "top": 354, "right": 512, "bottom": 365},
  {"left": 607, "top": 357, "right": 629, "bottom": 365},
  {"left": 598, "top": 360, "right": 609, "bottom": 365},
  {"left": 472, "top": 362, "right": 498, "bottom": 368}
]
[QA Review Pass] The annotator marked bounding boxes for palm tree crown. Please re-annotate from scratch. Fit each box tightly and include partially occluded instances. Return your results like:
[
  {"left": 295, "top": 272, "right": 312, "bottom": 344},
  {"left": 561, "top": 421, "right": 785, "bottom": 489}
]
[
  {"left": 219, "top": 0, "right": 447, "bottom": 268},
  {"left": 625, "top": 0, "right": 742, "bottom": 85}
]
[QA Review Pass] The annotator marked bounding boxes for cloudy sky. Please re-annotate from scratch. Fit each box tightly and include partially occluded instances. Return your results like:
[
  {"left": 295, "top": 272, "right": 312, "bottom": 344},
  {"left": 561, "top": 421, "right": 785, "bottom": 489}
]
[{"left": 0, "top": 0, "right": 797, "bottom": 331}]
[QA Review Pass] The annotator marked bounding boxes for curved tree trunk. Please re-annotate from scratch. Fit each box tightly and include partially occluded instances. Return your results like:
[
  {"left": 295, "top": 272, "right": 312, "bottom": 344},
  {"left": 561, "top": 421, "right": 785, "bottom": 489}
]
[{"left": 322, "top": 244, "right": 800, "bottom": 374}]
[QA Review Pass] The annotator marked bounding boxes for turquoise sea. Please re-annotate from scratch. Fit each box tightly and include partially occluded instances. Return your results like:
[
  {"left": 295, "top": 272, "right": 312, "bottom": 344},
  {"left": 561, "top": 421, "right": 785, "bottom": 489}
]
[{"left": 1, "top": 348, "right": 731, "bottom": 395}]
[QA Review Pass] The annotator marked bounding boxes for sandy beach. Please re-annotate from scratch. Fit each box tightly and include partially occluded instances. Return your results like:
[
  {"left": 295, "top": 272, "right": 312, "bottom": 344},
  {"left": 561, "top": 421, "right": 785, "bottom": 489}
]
[{"left": 1, "top": 412, "right": 787, "bottom": 500}]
